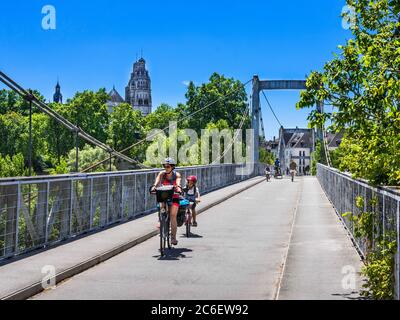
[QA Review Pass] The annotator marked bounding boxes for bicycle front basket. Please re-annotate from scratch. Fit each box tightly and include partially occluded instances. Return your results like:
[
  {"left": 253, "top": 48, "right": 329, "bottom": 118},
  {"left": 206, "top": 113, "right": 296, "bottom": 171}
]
[{"left": 155, "top": 185, "right": 175, "bottom": 202}]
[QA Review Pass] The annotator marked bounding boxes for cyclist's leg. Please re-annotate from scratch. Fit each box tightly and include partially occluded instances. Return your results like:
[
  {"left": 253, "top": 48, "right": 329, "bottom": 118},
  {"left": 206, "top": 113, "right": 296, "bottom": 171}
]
[
  {"left": 156, "top": 202, "right": 166, "bottom": 228},
  {"left": 170, "top": 198, "right": 179, "bottom": 244},
  {"left": 191, "top": 203, "right": 197, "bottom": 226}
]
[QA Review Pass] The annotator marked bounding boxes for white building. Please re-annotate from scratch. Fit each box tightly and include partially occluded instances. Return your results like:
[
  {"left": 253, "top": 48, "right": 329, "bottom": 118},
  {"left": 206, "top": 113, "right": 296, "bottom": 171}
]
[{"left": 274, "top": 126, "right": 315, "bottom": 175}]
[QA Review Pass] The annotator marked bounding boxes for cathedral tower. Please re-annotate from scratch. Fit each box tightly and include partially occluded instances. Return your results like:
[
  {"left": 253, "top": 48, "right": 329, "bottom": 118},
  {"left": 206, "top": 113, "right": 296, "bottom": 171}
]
[{"left": 125, "top": 58, "right": 152, "bottom": 116}]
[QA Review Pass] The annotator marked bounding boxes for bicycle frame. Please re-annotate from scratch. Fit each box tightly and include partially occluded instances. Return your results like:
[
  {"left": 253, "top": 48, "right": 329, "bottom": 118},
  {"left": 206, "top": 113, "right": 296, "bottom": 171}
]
[
  {"left": 184, "top": 202, "right": 195, "bottom": 237},
  {"left": 158, "top": 203, "right": 171, "bottom": 256}
]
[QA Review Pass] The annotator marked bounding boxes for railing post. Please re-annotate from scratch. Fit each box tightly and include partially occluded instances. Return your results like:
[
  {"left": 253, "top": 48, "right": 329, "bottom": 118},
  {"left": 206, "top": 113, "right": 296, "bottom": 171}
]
[
  {"left": 69, "top": 180, "right": 74, "bottom": 236},
  {"left": 14, "top": 183, "right": 21, "bottom": 255},
  {"left": 396, "top": 200, "right": 400, "bottom": 300},
  {"left": 45, "top": 181, "right": 50, "bottom": 245},
  {"left": 121, "top": 175, "right": 125, "bottom": 219},
  {"left": 144, "top": 173, "right": 148, "bottom": 212},
  {"left": 382, "top": 195, "right": 386, "bottom": 237},
  {"left": 89, "top": 178, "right": 93, "bottom": 229},
  {"left": 106, "top": 176, "right": 110, "bottom": 225}
]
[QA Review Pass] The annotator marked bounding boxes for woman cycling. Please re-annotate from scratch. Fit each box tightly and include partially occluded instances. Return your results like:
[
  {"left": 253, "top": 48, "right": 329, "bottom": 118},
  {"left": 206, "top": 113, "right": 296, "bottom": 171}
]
[{"left": 150, "top": 158, "right": 182, "bottom": 245}]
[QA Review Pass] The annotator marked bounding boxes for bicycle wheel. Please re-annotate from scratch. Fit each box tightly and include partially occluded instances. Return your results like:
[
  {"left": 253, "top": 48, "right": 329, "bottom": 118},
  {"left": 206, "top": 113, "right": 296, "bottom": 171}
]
[
  {"left": 159, "top": 211, "right": 166, "bottom": 256},
  {"left": 166, "top": 214, "right": 171, "bottom": 249},
  {"left": 186, "top": 209, "right": 191, "bottom": 238}
]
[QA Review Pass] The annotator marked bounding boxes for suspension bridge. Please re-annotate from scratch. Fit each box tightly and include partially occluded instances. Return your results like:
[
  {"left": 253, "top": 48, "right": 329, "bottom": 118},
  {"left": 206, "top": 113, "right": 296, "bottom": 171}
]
[{"left": 0, "top": 72, "right": 399, "bottom": 300}]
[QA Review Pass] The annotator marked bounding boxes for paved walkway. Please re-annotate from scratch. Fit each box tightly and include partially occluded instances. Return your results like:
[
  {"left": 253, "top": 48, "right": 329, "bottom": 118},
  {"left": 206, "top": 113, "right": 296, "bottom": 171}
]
[
  {"left": 29, "top": 176, "right": 364, "bottom": 300},
  {"left": 0, "top": 176, "right": 264, "bottom": 300}
]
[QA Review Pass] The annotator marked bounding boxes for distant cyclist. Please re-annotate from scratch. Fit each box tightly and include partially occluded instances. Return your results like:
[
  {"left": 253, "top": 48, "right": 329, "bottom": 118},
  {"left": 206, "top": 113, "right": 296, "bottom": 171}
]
[
  {"left": 150, "top": 158, "right": 182, "bottom": 245},
  {"left": 274, "top": 158, "right": 281, "bottom": 177},
  {"left": 265, "top": 166, "right": 271, "bottom": 181},
  {"left": 289, "top": 160, "right": 297, "bottom": 182}
]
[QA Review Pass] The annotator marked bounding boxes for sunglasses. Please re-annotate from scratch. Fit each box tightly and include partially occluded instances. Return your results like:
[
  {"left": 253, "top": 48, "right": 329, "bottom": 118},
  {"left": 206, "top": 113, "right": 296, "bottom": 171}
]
[{"left": 164, "top": 165, "right": 172, "bottom": 168}]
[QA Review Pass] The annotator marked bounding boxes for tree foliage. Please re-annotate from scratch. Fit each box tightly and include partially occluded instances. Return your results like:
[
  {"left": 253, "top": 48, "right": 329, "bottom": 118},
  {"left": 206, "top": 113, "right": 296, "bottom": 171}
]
[
  {"left": 0, "top": 72, "right": 252, "bottom": 177},
  {"left": 184, "top": 73, "right": 250, "bottom": 135},
  {"left": 297, "top": 0, "right": 400, "bottom": 186}
]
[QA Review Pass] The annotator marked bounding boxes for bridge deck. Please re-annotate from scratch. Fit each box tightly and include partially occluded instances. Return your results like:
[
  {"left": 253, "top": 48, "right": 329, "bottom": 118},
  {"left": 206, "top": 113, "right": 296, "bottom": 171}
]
[{"left": 1, "top": 176, "right": 364, "bottom": 300}]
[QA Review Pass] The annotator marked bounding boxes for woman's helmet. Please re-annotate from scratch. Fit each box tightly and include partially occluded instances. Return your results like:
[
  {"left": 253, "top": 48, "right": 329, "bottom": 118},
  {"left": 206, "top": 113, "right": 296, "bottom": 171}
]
[
  {"left": 162, "top": 157, "right": 176, "bottom": 167},
  {"left": 186, "top": 175, "right": 197, "bottom": 183}
]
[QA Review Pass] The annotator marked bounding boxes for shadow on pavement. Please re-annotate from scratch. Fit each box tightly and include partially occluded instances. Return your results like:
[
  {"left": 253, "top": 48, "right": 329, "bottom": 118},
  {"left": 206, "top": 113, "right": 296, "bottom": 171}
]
[
  {"left": 331, "top": 291, "right": 366, "bottom": 300},
  {"left": 179, "top": 232, "right": 203, "bottom": 238},
  {"left": 153, "top": 248, "right": 193, "bottom": 261}
]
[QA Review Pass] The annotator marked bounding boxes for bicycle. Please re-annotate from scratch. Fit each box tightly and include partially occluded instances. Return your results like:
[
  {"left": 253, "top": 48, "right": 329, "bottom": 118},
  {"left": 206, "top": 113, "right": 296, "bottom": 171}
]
[
  {"left": 265, "top": 171, "right": 271, "bottom": 182},
  {"left": 150, "top": 185, "right": 175, "bottom": 256},
  {"left": 274, "top": 167, "right": 283, "bottom": 179},
  {"left": 183, "top": 200, "right": 195, "bottom": 237}
]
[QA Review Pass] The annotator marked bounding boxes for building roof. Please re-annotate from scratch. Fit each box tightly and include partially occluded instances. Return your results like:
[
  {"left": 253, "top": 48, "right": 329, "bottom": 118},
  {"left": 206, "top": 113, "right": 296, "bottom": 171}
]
[
  {"left": 107, "top": 87, "right": 124, "bottom": 104},
  {"left": 281, "top": 128, "right": 313, "bottom": 149},
  {"left": 327, "top": 131, "right": 344, "bottom": 148}
]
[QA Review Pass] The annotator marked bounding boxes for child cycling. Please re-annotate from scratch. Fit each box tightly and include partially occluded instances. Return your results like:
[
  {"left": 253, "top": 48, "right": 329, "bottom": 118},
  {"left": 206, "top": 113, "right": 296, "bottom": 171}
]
[{"left": 183, "top": 175, "right": 201, "bottom": 227}]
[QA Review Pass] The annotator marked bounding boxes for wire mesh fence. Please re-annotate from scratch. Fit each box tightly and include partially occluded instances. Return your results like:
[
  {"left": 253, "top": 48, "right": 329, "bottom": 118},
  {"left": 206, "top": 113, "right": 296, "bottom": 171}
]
[
  {"left": 317, "top": 163, "right": 400, "bottom": 299},
  {"left": 0, "top": 163, "right": 264, "bottom": 261}
]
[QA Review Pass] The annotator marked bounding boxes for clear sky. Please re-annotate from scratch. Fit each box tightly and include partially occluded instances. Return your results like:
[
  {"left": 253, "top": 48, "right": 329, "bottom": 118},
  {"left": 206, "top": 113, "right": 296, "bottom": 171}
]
[{"left": 0, "top": 0, "right": 351, "bottom": 140}]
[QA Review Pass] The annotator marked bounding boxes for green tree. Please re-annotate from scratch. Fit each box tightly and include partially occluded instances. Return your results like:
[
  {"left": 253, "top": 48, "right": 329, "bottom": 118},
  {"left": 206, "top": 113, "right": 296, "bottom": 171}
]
[
  {"left": 66, "top": 89, "right": 110, "bottom": 147},
  {"left": 0, "top": 89, "right": 45, "bottom": 115},
  {"left": 184, "top": 73, "right": 250, "bottom": 135},
  {"left": 108, "top": 103, "right": 144, "bottom": 151},
  {"left": 67, "top": 145, "right": 116, "bottom": 172},
  {"left": 297, "top": 0, "right": 400, "bottom": 186},
  {"left": 46, "top": 102, "right": 75, "bottom": 164},
  {"left": 0, "top": 153, "right": 29, "bottom": 178},
  {"left": 143, "top": 103, "right": 180, "bottom": 132},
  {"left": 260, "top": 149, "right": 274, "bottom": 165}
]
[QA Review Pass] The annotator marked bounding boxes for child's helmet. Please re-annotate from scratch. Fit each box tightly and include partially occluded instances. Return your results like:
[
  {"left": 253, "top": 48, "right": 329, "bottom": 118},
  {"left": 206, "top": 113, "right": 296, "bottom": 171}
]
[{"left": 186, "top": 175, "right": 197, "bottom": 183}]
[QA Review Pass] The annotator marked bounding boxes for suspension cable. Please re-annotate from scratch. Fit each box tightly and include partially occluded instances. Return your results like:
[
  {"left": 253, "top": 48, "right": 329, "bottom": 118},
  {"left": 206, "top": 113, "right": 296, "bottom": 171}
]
[
  {"left": 82, "top": 79, "right": 253, "bottom": 172},
  {"left": 322, "top": 129, "right": 332, "bottom": 167},
  {"left": 0, "top": 71, "right": 139, "bottom": 165},
  {"left": 258, "top": 100, "right": 266, "bottom": 141},
  {"left": 261, "top": 90, "right": 283, "bottom": 127},
  {"left": 210, "top": 104, "right": 250, "bottom": 165}
]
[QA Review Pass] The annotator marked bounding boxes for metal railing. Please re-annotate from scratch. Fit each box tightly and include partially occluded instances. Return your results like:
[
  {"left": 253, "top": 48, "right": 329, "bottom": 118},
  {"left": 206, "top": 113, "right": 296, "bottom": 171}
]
[
  {"left": 317, "top": 163, "right": 400, "bottom": 299},
  {"left": 0, "top": 163, "right": 264, "bottom": 261}
]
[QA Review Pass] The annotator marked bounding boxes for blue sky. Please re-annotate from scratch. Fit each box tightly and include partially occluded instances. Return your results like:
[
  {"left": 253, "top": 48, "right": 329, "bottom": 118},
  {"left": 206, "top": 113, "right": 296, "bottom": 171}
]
[{"left": 0, "top": 0, "right": 351, "bottom": 139}]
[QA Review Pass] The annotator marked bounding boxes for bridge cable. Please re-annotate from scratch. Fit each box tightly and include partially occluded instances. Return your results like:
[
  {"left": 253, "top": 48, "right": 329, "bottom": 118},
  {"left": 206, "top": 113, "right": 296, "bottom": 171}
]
[
  {"left": 322, "top": 128, "right": 332, "bottom": 167},
  {"left": 210, "top": 103, "right": 250, "bottom": 165},
  {"left": 0, "top": 71, "right": 139, "bottom": 166},
  {"left": 258, "top": 100, "right": 266, "bottom": 141},
  {"left": 82, "top": 79, "right": 253, "bottom": 172},
  {"left": 261, "top": 90, "right": 283, "bottom": 127}
]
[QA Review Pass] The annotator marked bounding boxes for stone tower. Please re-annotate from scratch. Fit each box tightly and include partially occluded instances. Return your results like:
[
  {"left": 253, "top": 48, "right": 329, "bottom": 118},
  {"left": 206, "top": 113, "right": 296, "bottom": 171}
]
[
  {"left": 53, "top": 81, "right": 63, "bottom": 103},
  {"left": 125, "top": 58, "right": 152, "bottom": 116}
]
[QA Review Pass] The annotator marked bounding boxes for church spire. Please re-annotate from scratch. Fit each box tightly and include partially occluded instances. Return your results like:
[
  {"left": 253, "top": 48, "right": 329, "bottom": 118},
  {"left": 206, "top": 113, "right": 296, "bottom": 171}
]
[{"left": 53, "top": 80, "right": 63, "bottom": 103}]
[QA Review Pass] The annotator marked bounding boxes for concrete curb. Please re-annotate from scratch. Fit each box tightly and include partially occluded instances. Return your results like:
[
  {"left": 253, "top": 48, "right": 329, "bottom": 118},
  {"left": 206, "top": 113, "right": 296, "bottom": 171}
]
[{"left": 2, "top": 176, "right": 264, "bottom": 300}]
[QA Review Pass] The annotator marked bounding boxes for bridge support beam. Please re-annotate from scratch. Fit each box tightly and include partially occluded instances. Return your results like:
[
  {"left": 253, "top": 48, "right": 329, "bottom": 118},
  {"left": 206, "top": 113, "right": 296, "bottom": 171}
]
[
  {"left": 251, "top": 75, "right": 324, "bottom": 163},
  {"left": 251, "top": 76, "right": 260, "bottom": 163}
]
